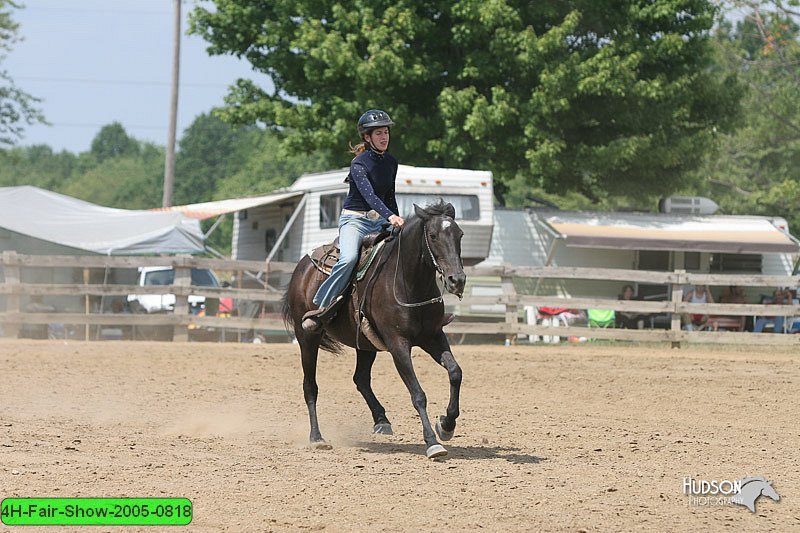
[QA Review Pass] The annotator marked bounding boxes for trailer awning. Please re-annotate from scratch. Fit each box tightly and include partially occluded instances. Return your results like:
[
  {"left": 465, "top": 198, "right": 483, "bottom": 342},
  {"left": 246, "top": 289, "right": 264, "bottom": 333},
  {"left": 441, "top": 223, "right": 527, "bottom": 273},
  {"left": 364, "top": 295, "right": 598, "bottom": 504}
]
[
  {"left": 156, "top": 190, "right": 304, "bottom": 220},
  {"left": 541, "top": 211, "right": 800, "bottom": 254}
]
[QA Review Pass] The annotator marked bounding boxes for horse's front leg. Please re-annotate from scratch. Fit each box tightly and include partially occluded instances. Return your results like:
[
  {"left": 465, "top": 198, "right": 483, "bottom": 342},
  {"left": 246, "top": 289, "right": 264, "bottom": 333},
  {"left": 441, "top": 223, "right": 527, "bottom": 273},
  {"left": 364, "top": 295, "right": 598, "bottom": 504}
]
[
  {"left": 388, "top": 339, "right": 446, "bottom": 459},
  {"left": 419, "top": 331, "right": 462, "bottom": 441},
  {"left": 353, "top": 349, "right": 393, "bottom": 434}
]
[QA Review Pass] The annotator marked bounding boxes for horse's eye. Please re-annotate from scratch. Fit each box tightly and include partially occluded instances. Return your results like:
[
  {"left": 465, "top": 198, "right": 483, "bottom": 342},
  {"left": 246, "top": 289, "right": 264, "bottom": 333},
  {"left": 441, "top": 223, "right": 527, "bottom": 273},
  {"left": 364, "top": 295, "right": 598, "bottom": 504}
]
[{"left": 429, "top": 233, "right": 437, "bottom": 241}]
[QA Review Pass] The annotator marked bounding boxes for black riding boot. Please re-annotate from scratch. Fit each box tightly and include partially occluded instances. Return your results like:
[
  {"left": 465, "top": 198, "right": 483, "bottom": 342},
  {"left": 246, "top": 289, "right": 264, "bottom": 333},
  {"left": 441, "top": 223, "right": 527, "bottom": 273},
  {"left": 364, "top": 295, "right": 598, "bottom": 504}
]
[{"left": 301, "top": 295, "right": 345, "bottom": 333}]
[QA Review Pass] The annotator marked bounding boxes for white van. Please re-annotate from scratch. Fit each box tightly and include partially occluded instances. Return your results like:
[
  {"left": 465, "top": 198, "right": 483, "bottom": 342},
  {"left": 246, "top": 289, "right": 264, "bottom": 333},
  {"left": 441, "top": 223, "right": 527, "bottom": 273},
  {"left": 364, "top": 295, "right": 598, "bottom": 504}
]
[{"left": 127, "top": 266, "right": 221, "bottom": 314}]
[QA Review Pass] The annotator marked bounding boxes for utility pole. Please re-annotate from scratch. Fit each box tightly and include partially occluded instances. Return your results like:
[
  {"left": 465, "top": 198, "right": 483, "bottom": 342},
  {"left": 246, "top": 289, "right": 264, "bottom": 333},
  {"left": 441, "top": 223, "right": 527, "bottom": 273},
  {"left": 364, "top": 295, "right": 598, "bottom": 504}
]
[{"left": 162, "top": 0, "right": 181, "bottom": 207}]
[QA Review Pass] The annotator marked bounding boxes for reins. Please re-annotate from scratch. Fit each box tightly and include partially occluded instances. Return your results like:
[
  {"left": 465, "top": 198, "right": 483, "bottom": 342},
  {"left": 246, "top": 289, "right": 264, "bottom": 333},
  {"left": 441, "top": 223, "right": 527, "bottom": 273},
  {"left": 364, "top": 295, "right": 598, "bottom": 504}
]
[{"left": 392, "top": 222, "right": 444, "bottom": 308}]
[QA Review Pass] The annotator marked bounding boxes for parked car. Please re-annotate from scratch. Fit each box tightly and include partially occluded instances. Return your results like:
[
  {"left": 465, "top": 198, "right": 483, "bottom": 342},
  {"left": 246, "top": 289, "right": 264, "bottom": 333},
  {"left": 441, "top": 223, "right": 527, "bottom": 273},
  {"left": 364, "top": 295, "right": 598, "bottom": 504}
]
[{"left": 127, "top": 266, "right": 221, "bottom": 314}]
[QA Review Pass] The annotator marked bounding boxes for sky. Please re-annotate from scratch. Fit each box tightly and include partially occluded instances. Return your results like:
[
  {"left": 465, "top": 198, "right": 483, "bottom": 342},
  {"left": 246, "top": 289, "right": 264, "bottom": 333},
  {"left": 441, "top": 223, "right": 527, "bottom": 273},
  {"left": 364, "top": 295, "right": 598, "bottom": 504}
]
[{"left": 4, "top": 0, "right": 273, "bottom": 153}]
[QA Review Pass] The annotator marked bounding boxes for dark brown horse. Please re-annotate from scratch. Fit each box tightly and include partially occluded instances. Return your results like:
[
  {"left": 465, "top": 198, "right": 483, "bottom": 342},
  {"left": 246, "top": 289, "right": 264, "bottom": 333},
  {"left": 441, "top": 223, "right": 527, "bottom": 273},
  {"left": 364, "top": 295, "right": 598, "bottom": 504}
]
[{"left": 282, "top": 201, "right": 467, "bottom": 459}]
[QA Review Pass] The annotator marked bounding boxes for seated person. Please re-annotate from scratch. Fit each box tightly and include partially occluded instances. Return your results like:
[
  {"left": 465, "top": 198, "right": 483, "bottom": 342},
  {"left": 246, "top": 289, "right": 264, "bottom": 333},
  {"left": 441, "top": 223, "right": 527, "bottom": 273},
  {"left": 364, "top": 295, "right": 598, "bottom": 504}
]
[
  {"left": 754, "top": 288, "right": 793, "bottom": 333},
  {"left": 616, "top": 284, "right": 644, "bottom": 329},
  {"left": 707, "top": 285, "right": 746, "bottom": 331},
  {"left": 682, "top": 284, "right": 714, "bottom": 331}
]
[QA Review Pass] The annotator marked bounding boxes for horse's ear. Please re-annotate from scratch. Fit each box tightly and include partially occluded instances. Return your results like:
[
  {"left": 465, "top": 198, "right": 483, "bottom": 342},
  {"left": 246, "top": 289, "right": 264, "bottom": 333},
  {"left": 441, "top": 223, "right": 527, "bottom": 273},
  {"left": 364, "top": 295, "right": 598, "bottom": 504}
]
[
  {"left": 413, "top": 204, "right": 429, "bottom": 220},
  {"left": 443, "top": 203, "right": 456, "bottom": 219}
]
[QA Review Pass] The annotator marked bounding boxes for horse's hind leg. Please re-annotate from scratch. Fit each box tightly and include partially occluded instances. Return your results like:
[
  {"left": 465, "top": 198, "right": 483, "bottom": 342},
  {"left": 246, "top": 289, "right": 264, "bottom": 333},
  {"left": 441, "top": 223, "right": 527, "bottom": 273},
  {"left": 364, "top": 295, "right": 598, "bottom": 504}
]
[
  {"left": 388, "top": 340, "right": 446, "bottom": 459},
  {"left": 353, "top": 349, "right": 392, "bottom": 435},
  {"left": 419, "top": 331, "right": 462, "bottom": 442},
  {"left": 299, "top": 333, "right": 332, "bottom": 449}
]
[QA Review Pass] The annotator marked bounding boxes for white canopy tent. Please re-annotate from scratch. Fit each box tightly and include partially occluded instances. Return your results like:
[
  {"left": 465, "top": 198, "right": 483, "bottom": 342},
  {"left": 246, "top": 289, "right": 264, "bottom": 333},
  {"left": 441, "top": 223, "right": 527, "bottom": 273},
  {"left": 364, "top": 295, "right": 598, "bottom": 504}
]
[{"left": 0, "top": 186, "right": 205, "bottom": 255}]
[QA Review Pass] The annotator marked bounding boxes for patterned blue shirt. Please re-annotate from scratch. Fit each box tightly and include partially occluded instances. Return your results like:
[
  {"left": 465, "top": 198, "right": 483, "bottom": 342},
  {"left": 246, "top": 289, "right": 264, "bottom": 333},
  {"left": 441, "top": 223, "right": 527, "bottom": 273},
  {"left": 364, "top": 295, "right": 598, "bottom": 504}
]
[{"left": 343, "top": 148, "right": 399, "bottom": 220}]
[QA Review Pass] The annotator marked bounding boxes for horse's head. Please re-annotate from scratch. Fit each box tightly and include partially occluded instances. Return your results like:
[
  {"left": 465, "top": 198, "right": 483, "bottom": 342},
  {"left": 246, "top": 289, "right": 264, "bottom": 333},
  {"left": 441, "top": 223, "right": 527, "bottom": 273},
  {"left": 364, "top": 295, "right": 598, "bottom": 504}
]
[
  {"left": 413, "top": 202, "right": 467, "bottom": 298},
  {"left": 761, "top": 481, "right": 780, "bottom": 502}
]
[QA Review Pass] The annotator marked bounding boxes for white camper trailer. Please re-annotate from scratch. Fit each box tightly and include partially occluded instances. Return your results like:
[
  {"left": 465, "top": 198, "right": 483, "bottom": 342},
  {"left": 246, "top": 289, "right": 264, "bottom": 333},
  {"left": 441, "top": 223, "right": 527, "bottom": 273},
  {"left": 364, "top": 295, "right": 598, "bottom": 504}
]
[{"left": 231, "top": 165, "right": 494, "bottom": 266}]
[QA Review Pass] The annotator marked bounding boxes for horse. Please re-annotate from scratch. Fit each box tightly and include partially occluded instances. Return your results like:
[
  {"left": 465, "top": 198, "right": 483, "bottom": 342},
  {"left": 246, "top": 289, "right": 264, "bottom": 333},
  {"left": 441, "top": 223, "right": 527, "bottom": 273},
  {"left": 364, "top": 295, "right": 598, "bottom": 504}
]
[
  {"left": 730, "top": 477, "right": 780, "bottom": 512},
  {"left": 281, "top": 201, "right": 467, "bottom": 459}
]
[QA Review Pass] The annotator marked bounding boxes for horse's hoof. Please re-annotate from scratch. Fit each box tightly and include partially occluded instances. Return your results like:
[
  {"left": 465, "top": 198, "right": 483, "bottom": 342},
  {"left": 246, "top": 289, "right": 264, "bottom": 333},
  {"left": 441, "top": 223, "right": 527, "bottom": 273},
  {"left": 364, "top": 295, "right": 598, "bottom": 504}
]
[
  {"left": 310, "top": 440, "right": 333, "bottom": 450},
  {"left": 435, "top": 416, "right": 455, "bottom": 441},
  {"left": 426, "top": 444, "right": 448, "bottom": 459},
  {"left": 373, "top": 422, "right": 393, "bottom": 435}
]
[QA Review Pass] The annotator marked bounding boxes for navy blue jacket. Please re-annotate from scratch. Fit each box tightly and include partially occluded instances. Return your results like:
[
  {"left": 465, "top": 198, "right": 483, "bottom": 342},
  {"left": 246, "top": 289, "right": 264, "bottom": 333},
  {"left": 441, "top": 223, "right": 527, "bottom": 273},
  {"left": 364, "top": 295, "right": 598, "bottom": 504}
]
[{"left": 343, "top": 148, "right": 399, "bottom": 220}]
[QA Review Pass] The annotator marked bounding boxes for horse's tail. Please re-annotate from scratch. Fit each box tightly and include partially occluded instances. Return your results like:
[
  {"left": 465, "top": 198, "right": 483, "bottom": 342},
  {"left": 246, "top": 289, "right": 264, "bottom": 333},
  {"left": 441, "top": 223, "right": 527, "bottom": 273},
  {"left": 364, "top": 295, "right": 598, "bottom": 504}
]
[
  {"left": 280, "top": 290, "right": 293, "bottom": 331},
  {"left": 319, "top": 333, "right": 345, "bottom": 354}
]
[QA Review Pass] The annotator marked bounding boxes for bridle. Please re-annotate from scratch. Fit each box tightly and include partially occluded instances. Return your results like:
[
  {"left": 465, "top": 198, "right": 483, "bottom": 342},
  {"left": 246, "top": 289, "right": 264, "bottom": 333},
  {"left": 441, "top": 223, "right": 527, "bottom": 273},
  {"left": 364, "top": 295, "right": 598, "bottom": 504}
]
[{"left": 392, "top": 220, "right": 447, "bottom": 308}]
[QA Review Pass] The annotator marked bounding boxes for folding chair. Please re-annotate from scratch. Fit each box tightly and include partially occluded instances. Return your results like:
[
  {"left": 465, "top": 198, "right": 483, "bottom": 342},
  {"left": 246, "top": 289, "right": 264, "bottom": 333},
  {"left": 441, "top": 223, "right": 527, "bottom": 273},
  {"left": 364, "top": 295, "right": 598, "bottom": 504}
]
[{"left": 587, "top": 309, "right": 615, "bottom": 328}]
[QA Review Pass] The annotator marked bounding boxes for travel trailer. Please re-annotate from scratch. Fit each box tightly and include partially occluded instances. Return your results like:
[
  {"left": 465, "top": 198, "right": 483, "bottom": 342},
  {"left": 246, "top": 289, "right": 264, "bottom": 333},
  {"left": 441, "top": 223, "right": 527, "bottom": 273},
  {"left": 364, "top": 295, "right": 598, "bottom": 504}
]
[
  {"left": 466, "top": 207, "right": 800, "bottom": 316},
  {"left": 230, "top": 165, "right": 495, "bottom": 266}
]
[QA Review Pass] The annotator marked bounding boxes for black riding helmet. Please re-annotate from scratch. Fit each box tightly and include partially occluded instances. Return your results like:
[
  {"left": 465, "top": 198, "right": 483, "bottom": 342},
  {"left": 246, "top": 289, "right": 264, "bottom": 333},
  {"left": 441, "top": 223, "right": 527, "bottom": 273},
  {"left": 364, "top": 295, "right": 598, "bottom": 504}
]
[{"left": 357, "top": 109, "right": 394, "bottom": 137}]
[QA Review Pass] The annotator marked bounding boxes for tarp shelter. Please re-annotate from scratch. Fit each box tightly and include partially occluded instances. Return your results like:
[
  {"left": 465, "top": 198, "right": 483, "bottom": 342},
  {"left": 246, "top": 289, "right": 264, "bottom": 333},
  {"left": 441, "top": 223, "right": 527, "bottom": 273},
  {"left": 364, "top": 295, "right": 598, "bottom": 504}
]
[{"left": 0, "top": 186, "right": 205, "bottom": 255}]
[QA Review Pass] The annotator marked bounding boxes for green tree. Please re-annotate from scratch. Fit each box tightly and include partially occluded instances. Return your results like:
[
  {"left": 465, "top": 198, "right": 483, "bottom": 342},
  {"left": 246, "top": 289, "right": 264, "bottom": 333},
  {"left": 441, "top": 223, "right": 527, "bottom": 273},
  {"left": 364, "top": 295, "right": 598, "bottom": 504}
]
[
  {"left": 90, "top": 122, "right": 140, "bottom": 162},
  {"left": 0, "top": 0, "right": 45, "bottom": 145},
  {"left": 63, "top": 142, "right": 164, "bottom": 209},
  {"left": 174, "top": 112, "right": 257, "bottom": 205},
  {"left": 0, "top": 145, "right": 79, "bottom": 190},
  {"left": 214, "top": 130, "right": 327, "bottom": 199},
  {"left": 191, "top": 0, "right": 741, "bottom": 204},
  {"left": 690, "top": 2, "right": 800, "bottom": 231}
]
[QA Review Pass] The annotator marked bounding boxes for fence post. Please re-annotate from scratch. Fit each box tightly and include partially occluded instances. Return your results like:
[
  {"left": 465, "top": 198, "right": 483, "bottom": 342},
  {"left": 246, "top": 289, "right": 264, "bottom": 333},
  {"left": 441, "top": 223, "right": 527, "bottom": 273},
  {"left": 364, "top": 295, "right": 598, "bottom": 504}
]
[
  {"left": 501, "top": 271, "right": 518, "bottom": 344},
  {"left": 83, "top": 267, "right": 91, "bottom": 341},
  {"left": 670, "top": 270, "right": 685, "bottom": 349},
  {"left": 2, "top": 251, "right": 21, "bottom": 338},
  {"left": 173, "top": 259, "right": 191, "bottom": 342}
]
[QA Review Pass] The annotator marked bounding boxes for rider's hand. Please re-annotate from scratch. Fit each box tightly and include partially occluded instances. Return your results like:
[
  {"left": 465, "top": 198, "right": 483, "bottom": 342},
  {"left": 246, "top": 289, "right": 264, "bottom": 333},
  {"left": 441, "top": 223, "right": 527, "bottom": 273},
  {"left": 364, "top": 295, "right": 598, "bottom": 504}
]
[{"left": 388, "top": 215, "right": 405, "bottom": 228}]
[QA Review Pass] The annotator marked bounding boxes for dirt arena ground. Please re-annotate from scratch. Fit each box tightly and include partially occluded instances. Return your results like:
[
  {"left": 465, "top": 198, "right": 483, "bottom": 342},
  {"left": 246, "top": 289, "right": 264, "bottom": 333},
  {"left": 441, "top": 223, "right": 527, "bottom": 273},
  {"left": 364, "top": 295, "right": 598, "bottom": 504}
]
[{"left": 1, "top": 339, "right": 798, "bottom": 532}]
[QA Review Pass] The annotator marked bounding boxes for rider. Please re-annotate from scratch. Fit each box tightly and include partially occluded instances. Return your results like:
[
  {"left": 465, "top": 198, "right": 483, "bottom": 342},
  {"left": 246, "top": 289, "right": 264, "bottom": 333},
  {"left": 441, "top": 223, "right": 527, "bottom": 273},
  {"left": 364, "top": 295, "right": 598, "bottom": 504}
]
[{"left": 301, "top": 109, "right": 406, "bottom": 332}]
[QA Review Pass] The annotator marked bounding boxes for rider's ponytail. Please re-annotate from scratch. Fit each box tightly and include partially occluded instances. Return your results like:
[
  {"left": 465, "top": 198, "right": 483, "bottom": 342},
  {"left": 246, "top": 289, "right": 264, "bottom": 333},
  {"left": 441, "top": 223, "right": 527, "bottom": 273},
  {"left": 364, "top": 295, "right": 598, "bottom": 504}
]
[{"left": 349, "top": 141, "right": 367, "bottom": 158}]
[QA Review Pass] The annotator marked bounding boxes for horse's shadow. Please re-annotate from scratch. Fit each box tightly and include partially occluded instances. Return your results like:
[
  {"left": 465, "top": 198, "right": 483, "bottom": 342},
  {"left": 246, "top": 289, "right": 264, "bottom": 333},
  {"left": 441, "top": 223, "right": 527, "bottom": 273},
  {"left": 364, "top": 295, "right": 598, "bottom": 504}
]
[{"left": 355, "top": 440, "right": 546, "bottom": 464}]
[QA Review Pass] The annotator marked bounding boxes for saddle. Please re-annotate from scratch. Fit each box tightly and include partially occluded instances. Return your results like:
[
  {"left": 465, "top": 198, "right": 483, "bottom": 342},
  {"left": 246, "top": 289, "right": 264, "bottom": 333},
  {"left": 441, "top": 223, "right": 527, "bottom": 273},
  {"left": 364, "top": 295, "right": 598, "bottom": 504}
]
[
  {"left": 305, "top": 231, "right": 392, "bottom": 350},
  {"left": 308, "top": 230, "right": 391, "bottom": 281}
]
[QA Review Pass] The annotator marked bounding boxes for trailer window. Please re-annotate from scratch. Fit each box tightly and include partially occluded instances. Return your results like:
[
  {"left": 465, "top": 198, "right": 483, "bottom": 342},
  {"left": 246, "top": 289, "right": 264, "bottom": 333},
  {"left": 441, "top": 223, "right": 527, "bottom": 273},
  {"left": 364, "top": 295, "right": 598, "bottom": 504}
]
[
  {"left": 710, "top": 253, "right": 762, "bottom": 273},
  {"left": 320, "top": 193, "right": 346, "bottom": 229},
  {"left": 397, "top": 194, "right": 480, "bottom": 220}
]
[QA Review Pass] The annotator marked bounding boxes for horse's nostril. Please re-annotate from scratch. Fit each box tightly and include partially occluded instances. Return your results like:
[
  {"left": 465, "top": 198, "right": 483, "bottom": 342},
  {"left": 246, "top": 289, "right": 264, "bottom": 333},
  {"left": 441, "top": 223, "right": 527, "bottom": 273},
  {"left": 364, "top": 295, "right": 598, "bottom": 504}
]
[{"left": 449, "top": 273, "right": 466, "bottom": 285}]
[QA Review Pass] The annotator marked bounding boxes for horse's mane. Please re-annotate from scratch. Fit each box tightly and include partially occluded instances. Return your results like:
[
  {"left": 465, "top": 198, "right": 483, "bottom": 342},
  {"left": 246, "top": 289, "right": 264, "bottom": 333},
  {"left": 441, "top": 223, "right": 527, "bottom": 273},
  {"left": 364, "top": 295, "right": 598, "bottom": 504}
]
[
  {"left": 404, "top": 200, "right": 455, "bottom": 227},
  {"left": 418, "top": 200, "right": 454, "bottom": 218}
]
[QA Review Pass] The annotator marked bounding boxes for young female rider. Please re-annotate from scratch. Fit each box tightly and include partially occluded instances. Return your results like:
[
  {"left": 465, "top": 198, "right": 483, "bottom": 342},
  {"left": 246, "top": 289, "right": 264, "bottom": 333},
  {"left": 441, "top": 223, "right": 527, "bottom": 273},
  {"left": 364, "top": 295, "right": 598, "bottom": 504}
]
[{"left": 301, "top": 109, "right": 405, "bottom": 332}]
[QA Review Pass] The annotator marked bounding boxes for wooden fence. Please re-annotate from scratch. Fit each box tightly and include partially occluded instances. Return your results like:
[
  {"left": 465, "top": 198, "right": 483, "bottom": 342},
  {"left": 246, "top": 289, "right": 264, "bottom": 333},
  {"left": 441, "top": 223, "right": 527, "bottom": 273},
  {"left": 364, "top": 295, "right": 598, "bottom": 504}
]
[{"left": 1, "top": 251, "right": 798, "bottom": 345}]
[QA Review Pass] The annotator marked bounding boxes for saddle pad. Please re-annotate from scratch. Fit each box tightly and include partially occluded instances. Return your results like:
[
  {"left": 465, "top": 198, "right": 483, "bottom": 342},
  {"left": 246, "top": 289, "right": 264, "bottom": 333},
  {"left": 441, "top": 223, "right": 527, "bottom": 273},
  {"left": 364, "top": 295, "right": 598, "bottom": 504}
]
[{"left": 309, "top": 239, "right": 387, "bottom": 281}]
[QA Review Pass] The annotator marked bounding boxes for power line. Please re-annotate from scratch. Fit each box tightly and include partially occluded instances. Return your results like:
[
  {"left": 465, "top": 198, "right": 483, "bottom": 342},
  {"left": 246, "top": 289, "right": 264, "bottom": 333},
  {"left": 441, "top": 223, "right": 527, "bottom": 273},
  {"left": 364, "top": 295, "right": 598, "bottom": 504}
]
[
  {"left": 45, "top": 122, "right": 167, "bottom": 131},
  {"left": 15, "top": 76, "right": 232, "bottom": 88},
  {"left": 22, "top": 6, "right": 171, "bottom": 16}
]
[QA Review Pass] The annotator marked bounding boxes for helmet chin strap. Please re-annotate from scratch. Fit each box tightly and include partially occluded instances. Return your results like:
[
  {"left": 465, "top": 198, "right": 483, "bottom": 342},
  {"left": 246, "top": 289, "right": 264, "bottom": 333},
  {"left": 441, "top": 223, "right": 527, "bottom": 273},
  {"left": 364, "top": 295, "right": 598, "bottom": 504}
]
[{"left": 364, "top": 134, "right": 386, "bottom": 155}]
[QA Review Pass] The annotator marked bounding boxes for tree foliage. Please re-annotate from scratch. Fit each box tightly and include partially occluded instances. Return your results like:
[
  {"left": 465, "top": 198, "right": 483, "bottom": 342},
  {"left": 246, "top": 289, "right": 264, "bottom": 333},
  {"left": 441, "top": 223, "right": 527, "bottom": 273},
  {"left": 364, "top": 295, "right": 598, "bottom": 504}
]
[
  {"left": 174, "top": 112, "right": 254, "bottom": 205},
  {"left": 190, "top": 0, "right": 742, "bottom": 204},
  {"left": 690, "top": 1, "right": 800, "bottom": 231},
  {"left": 90, "top": 122, "right": 141, "bottom": 162},
  {"left": 0, "top": 0, "right": 45, "bottom": 145}
]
